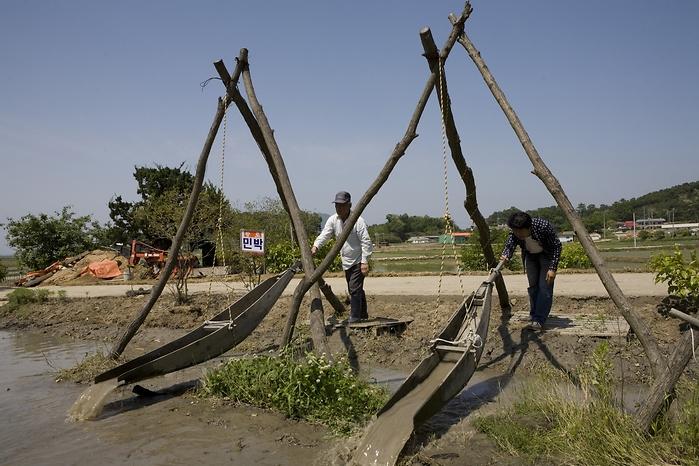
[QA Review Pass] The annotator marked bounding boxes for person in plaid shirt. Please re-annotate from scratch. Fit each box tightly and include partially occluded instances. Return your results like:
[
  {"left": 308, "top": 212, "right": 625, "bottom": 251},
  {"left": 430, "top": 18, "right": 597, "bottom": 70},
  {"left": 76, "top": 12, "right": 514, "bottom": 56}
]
[{"left": 500, "top": 211, "right": 562, "bottom": 330}]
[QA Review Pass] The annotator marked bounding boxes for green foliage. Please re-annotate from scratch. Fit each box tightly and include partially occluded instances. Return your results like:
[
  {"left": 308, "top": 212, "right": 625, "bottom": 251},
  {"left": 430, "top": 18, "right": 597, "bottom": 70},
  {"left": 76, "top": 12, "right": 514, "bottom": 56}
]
[
  {"left": 265, "top": 241, "right": 300, "bottom": 273},
  {"left": 487, "top": 180, "right": 699, "bottom": 232},
  {"left": 107, "top": 164, "right": 233, "bottom": 247},
  {"left": 558, "top": 243, "right": 593, "bottom": 269},
  {"left": 368, "top": 213, "right": 459, "bottom": 242},
  {"left": 265, "top": 240, "right": 342, "bottom": 274},
  {"left": 0, "top": 261, "right": 6, "bottom": 282},
  {"left": 460, "top": 228, "right": 521, "bottom": 272},
  {"left": 133, "top": 163, "right": 194, "bottom": 201},
  {"left": 577, "top": 341, "right": 614, "bottom": 403},
  {"left": 4, "top": 206, "right": 104, "bottom": 269},
  {"left": 199, "top": 351, "right": 388, "bottom": 435},
  {"left": 661, "top": 380, "right": 699, "bottom": 461},
  {"left": 649, "top": 247, "right": 699, "bottom": 298},
  {"left": 4, "top": 288, "right": 51, "bottom": 312},
  {"left": 474, "top": 343, "right": 679, "bottom": 465},
  {"left": 652, "top": 229, "right": 667, "bottom": 240},
  {"left": 232, "top": 197, "right": 321, "bottom": 247}
]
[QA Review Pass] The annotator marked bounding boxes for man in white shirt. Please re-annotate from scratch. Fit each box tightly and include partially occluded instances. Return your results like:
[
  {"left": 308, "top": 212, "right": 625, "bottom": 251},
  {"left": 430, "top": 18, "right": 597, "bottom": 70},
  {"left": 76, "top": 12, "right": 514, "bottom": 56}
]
[{"left": 311, "top": 191, "right": 373, "bottom": 323}]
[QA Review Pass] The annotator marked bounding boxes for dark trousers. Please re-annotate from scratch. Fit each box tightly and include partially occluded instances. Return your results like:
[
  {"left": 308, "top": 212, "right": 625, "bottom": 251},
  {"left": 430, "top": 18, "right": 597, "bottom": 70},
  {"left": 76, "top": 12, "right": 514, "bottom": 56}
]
[
  {"left": 345, "top": 263, "right": 368, "bottom": 319},
  {"left": 525, "top": 253, "right": 555, "bottom": 324}
]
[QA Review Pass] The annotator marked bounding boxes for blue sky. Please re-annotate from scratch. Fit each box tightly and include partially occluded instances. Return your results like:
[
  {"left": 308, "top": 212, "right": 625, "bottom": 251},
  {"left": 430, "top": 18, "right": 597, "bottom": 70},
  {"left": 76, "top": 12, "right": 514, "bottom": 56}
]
[{"left": 1, "top": 1, "right": 698, "bottom": 254}]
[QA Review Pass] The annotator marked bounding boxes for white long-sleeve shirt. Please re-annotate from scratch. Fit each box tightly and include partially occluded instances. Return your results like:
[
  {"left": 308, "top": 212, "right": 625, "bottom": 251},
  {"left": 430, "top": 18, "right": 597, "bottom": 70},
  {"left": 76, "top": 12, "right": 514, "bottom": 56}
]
[{"left": 313, "top": 213, "right": 373, "bottom": 270}]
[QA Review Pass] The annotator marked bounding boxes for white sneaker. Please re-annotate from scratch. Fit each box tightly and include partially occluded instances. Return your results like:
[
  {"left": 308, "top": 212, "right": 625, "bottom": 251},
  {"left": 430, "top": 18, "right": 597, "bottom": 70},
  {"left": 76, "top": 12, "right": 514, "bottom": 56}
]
[{"left": 526, "top": 320, "right": 543, "bottom": 331}]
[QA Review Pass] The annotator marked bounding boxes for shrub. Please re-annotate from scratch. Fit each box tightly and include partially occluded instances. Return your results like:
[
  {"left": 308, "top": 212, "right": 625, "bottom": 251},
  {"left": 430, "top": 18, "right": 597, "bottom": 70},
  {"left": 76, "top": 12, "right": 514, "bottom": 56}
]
[
  {"left": 558, "top": 243, "right": 592, "bottom": 269},
  {"left": 4, "top": 288, "right": 51, "bottom": 312},
  {"left": 265, "top": 240, "right": 342, "bottom": 274},
  {"left": 199, "top": 350, "right": 388, "bottom": 434},
  {"left": 460, "top": 227, "right": 521, "bottom": 272},
  {"left": 649, "top": 247, "right": 699, "bottom": 298},
  {"left": 0, "top": 262, "right": 6, "bottom": 282}
]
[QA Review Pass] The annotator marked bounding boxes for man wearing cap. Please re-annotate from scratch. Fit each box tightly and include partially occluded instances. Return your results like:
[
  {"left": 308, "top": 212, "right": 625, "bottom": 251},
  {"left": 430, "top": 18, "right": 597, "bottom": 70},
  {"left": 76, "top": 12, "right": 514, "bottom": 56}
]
[{"left": 311, "top": 191, "right": 373, "bottom": 323}]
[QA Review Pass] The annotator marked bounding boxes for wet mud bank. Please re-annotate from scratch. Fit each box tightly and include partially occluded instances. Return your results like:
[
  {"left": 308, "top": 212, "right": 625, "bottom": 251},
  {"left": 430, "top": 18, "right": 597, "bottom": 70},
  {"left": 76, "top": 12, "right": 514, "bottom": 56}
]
[{"left": 0, "top": 291, "right": 692, "bottom": 464}]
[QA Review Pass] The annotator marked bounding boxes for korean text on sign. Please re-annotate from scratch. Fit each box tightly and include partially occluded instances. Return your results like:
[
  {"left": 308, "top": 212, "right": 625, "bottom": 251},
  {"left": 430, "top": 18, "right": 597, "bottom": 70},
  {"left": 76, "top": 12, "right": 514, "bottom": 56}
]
[{"left": 241, "top": 230, "right": 265, "bottom": 255}]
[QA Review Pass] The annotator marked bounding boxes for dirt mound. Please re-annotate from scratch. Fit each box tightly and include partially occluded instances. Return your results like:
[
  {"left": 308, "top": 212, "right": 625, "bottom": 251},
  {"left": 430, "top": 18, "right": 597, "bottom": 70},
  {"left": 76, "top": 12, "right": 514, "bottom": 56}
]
[{"left": 43, "top": 249, "right": 127, "bottom": 285}]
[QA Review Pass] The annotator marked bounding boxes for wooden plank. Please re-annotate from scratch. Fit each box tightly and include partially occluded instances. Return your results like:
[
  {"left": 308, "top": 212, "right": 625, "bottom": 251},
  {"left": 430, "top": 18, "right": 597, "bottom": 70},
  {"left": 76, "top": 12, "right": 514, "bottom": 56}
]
[
  {"left": 511, "top": 312, "right": 629, "bottom": 337},
  {"left": 325, "top": 317, "right": 414, "bottom": 336}
]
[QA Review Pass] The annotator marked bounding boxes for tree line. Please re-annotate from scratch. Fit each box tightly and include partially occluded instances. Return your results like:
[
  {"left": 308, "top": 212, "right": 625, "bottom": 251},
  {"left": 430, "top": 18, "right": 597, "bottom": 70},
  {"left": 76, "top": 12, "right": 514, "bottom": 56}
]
[
  {"left": 487, "top": 180, "right": 699, "bottom": 232},
  {"left": 4, "top": 164, "right": 321, "bottom": 270}
]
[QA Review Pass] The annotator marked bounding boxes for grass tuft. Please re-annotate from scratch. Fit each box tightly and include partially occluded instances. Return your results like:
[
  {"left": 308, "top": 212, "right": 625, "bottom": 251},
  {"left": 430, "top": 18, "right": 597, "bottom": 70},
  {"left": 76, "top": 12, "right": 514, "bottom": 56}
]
[
  {"left": 199, "top": 350, "right": 388, "bottom": 435},
  {"left": 474, "top": 342, "right": 699, "bottom": 465},
  {"left": 55, "top": 352, "right": 123, "bottom": 384},
  {"left": 3, "top": 288, "right": 51, "bottom": 314}
]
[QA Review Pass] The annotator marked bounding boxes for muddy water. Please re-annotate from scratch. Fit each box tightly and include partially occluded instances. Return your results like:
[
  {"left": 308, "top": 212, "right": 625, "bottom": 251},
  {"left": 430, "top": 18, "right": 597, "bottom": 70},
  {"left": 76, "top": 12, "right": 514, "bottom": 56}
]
[
  {"left": 0, "top": 329, "right": 538, "bottom": 466},
  {"left": 0, "top": 330, "right": 334, "bottom": 466}
]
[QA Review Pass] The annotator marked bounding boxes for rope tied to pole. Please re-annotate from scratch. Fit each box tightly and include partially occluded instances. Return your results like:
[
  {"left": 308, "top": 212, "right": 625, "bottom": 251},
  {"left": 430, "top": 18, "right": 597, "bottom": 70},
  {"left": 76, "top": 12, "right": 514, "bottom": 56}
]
[{"left": 436, "top": 56, "right": 465, "bottom": 321}]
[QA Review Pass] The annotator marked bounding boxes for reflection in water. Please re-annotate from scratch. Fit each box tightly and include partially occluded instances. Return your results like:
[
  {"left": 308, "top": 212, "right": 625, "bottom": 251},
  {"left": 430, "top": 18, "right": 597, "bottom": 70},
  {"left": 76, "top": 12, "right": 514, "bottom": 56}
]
[{"left": 0, "top": 330, "right": 331, "bottom": 466}]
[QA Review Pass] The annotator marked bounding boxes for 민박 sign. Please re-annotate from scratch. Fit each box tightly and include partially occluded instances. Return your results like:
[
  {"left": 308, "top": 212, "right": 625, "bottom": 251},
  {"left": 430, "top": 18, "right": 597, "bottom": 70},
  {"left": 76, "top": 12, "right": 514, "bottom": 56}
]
[{"left": 240, "top": 230, "right": 265, "bottom": 255}]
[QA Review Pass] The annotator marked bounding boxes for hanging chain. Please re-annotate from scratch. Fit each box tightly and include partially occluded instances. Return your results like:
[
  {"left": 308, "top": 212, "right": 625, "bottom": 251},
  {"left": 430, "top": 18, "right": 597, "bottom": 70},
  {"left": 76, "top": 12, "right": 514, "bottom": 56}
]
[{"left": 436, "top": 57, "right": 465, "bottom": 315}]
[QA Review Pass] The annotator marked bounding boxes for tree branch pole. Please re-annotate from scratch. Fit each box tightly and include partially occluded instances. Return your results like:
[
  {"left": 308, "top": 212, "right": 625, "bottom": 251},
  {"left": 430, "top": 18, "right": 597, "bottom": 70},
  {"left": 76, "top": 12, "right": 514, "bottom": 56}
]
[
  {"left": 216, "top": 53, "right": 345, "bottom": 317},
  {"left": 239, "top": 55, "right": 332, "bottom": 357},
  {"left": 451, "top": 22, "right": 665, "bottom": 377},
  {"left": 635, "top": 327, "right": 699, "bottom": 431},
  {"left": 110, "top": 95, "right": 230, "bottom": 358},
  {"left": 281, "top": 2, "right": 474, "bottom": 346},
  {"left": 419, "top": 27, "right": 511, "bottom": 313}
]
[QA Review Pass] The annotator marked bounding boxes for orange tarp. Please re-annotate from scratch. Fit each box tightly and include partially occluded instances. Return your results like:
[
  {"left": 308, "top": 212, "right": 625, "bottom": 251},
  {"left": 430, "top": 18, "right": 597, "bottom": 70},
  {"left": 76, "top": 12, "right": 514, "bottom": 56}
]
[{"left": 81, "top": 259, "right": 122, "bottom": 279}]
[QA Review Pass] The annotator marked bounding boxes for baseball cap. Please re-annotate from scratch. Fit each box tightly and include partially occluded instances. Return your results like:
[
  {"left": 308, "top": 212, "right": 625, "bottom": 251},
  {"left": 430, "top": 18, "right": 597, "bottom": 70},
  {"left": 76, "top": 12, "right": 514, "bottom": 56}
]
[{"left": 333, "top": 191, "right": 351, "bottom": 204}]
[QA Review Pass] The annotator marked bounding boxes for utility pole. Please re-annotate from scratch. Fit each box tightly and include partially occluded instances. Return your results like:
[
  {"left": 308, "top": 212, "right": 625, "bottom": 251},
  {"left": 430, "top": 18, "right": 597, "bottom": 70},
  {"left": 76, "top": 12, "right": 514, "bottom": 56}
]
[
  {"left": 633, "top": 212, "right": 637, "bottom": 248},
  {"left": 603, "top": 211, "right": 606, "bottom": 239}
]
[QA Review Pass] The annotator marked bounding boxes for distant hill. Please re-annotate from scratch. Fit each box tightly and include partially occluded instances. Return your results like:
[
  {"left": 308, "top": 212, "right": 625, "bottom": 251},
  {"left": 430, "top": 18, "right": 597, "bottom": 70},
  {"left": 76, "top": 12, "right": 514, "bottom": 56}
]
[{"left": 486, "top": 180, "right": 699, "bottom": 232}]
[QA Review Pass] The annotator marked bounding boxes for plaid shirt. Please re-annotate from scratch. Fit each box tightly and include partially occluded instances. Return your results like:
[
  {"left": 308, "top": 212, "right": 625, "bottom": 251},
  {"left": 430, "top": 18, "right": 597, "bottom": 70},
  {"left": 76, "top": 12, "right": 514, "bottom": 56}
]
[{"left": 501, "top": 217, "right": 562, "bottom": 271}]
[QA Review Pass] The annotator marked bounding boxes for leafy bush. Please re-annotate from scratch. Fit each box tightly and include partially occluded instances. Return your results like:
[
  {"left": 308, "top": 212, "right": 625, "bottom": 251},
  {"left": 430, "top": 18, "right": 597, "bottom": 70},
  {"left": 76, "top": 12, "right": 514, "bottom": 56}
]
[
  {"left": 5, "top": 206, "right": 104, "bottom": 270},
  {"left": 558, "top": 243, "right": 592, "bottom": 269},
  {"left": 652, "top": 229, "right": 667, "bottom": 240},
  {"left": 200, "top": 351, "right": 388, "bottom": 434},
  {"left": 265, "top": 240, "right": 342, "bottom": 274},
  {"left": 649, "top": 247, "right": 699, "bottom": 298},
  {"left": 460, "top": 228, "right": 521, "bottom": 272},
  {"left": 0, "top": 262, "right": 6, "bottom": 282},
  {"left": 265, "top": 241, "right": 300, "bottom": 273},
  {"left": 4, "top": 288, "right": 51, "bottom": 312}
]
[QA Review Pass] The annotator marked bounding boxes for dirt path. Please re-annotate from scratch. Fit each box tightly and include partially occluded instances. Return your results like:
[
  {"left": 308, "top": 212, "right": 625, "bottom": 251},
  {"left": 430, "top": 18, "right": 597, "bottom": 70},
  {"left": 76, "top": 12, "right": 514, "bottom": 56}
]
[{"left": 0, "top": 272, "right": 668, "bottom": 301}]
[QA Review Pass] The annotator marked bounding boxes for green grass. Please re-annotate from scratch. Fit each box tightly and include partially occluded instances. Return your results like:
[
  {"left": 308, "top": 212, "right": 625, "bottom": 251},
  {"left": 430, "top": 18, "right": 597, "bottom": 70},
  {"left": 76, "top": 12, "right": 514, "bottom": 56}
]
[
  {"left": 199, "top": 350, "right": 389, "bottom": 435},
  {"left": 370, "top": 238, "right": 699, "bottom": 274},
  {"left": 2, "top": 288, "right": 51, "bottom": 314},
  {"left": 473, "top": 343, "right": 699, "bottom": 465}
]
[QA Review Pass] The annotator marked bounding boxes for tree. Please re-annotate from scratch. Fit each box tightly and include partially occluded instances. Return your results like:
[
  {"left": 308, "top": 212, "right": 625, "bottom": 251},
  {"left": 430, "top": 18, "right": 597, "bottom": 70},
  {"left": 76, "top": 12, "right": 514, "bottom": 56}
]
[
  {"left": 4, "top": 206, "right": 104, "bottom": 269},
  {"left": 107, "top": 164, "right": 231, "bottom": 247},
  {"left": 369, "top": 213, "right": 457, "bottom": 242}
]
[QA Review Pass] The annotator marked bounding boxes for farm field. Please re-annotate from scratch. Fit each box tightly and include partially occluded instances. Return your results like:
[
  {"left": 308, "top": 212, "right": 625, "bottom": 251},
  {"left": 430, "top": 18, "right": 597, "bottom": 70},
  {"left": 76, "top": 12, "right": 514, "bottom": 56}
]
[{"left": 371, "top": 237, "right": 699, "bottom": 274}]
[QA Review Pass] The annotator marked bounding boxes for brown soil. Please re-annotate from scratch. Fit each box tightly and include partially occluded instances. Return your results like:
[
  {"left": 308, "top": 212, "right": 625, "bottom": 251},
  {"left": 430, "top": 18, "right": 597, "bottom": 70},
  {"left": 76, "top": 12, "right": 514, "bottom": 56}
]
[{"left": 0, "top": 290, "right": 693, "bottom": 465}]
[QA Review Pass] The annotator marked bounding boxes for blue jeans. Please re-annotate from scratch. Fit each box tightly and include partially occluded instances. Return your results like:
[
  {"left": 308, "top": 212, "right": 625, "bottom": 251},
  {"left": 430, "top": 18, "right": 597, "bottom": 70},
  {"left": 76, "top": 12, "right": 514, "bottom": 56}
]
[{"left": 525, "top": 253, "right": 555, "bottom": 324}]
